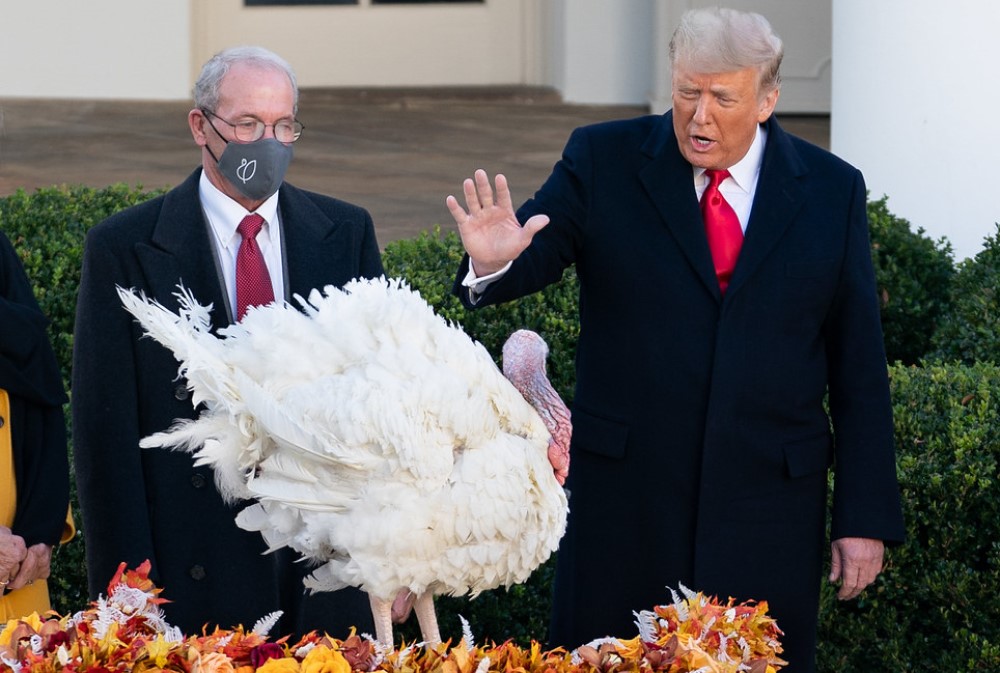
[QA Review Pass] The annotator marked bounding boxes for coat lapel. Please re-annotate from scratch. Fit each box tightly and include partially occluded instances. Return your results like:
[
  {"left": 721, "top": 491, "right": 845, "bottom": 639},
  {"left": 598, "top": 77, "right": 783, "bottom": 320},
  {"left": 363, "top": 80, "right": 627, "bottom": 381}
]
[
  {"left": 726, "top": 118, "right": 808, "bottom": 297},
  {"left": 638, "top": 111, "right": 722, "bottom": 299},
  {"left": 278, "top": 184, "right": 349, "bottom": 301},
  {"left": 134, "top": 169, "right": 232, "bottom": 331}
]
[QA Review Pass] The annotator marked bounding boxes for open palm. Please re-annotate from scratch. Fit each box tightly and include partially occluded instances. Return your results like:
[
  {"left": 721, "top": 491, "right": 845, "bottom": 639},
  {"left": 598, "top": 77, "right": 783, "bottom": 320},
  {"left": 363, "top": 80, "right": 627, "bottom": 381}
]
[{"left": 446, "top": 169, "right": 549, "bottom": 275}]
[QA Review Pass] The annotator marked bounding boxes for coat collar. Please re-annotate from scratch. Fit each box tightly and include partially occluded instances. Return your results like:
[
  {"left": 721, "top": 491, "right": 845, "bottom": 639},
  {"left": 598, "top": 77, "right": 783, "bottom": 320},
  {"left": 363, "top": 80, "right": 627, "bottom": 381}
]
[{"left": 638, "top": 112, "right": 808, "bottom": 302}]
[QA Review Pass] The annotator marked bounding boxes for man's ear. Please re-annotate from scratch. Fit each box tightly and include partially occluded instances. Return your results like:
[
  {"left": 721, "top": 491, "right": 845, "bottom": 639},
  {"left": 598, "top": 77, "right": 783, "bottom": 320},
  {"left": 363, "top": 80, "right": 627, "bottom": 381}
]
[
  {"left": 757, "top": 86, "right": 780, "bottom": 123},
  {"left": 188, "top": 108, "right": 209, "bottom": 146}
]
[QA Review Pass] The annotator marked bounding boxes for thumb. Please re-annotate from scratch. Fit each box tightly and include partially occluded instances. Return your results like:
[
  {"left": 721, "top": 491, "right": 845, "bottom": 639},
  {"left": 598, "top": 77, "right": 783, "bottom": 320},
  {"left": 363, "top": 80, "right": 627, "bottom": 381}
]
[
  {"left": 522, "top": 214, "right": 550, "bottom": 238},
  {"left": 829, "top": 542, "right": 843, "bottom": 582}
]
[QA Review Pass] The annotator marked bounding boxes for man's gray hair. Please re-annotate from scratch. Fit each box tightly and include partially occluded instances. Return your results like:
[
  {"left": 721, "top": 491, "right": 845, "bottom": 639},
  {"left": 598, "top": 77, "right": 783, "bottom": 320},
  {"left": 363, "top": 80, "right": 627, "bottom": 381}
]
[
  {"left": 669, "top": 7, "right": 783, "bottom": 94},
  {"left": 193, "top": 45, "right": 299, "bottom": 113}
]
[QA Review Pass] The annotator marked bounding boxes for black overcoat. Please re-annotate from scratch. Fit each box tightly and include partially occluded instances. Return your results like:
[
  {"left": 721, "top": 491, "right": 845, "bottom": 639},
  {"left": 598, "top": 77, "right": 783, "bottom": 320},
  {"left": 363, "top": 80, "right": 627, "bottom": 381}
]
[
  {"left": 456, "top": 114, "right": 905, "bottom": 671},
  {"left": 0, "top": 230, "right": 69, "bottom": 549},
  {"left": 72, "top": 169, "right": 385, "bottom": 636}
]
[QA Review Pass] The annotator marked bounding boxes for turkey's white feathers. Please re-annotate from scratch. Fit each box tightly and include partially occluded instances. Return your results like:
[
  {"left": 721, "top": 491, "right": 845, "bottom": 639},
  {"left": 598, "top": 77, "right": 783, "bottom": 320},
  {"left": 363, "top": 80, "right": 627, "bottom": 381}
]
[{"left": 119, "top": 277, "right": 568, "bottom": 609}]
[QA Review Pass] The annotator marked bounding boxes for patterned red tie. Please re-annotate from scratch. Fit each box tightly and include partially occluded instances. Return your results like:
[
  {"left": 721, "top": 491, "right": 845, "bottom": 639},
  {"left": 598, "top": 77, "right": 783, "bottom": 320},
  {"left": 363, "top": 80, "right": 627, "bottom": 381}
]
[
  {"left": 701, "top": 169, "right": 744, "bottom": 294},
  {"left": 235, "top": 213, "right": 274, "bottom": 320}
]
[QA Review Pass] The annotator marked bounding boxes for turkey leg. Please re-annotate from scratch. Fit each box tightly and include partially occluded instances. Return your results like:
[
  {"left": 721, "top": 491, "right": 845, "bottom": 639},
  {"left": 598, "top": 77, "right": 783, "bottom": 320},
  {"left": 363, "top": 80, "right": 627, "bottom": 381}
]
[
  {"left": 413, "top": 592, "right": 441, "bottom": 645},
  {"left": 369, "top": 593, "right": 395, "bottom": 648}
]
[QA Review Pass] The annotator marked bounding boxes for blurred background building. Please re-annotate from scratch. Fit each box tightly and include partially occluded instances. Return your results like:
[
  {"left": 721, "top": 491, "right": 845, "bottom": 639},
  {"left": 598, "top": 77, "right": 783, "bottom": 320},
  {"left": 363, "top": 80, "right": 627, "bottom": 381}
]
[{"left": 1, "top": 0, "right": 996, "bottom": 259}]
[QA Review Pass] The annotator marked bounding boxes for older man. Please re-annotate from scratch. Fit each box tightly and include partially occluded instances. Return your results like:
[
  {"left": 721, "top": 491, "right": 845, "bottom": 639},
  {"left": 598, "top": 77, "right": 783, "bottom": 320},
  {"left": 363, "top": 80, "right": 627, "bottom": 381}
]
[
  {"left": 447, "top": 7, "right": 904, "bottom": 671},
  {"left": 73, "top": 46, "right": 383, "bottom": 636}
]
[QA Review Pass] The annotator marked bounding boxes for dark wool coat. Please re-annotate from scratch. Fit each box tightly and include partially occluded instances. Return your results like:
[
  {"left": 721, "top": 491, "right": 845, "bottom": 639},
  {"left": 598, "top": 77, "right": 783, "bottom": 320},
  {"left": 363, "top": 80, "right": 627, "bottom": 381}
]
[
  {"left": 72, "top": 169, "right": 385, "bottom": 637},
  {"left": 0, "top": 230, "right": 69, "bottom": 548},
  {"left": 455, "top": 114, "right": 905, "bottom": 672}
]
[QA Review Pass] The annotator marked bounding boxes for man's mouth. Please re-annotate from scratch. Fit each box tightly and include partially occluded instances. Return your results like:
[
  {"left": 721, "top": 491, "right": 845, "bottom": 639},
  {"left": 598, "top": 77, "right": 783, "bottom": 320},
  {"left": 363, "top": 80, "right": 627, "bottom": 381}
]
[{"left": 693, "top": 135, "right": 715, "bottom": 148}]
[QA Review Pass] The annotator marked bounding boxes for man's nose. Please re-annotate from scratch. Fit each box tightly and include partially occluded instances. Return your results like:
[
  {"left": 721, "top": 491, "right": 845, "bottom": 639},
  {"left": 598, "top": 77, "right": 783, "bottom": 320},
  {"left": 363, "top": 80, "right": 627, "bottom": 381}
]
[{"left": 693, "top": 96, "right": 713, "bottom": 124}]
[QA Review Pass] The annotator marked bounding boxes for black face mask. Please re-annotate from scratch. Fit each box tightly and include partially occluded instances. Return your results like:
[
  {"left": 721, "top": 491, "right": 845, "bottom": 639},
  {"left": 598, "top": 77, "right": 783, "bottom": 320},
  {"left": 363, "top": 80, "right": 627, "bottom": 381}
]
[{"left": 213, "top": 137, "right": 293, "bottom": 201}]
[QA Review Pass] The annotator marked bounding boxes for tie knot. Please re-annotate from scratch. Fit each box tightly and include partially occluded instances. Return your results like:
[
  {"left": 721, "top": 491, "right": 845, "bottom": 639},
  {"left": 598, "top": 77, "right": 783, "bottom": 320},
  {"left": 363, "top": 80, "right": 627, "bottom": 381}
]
[
  {"left": 705, "top": 169, "right": 732, "bottom": 190},
  {"left": 238, "top": 213, "right": 265, "bottom": 240}
]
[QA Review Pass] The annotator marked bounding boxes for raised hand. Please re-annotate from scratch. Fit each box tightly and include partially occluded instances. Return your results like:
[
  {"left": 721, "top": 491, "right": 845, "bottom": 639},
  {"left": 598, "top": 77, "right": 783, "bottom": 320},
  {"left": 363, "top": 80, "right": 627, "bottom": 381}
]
[{"left": 446, "top": 169, "right": 549, "bottom": 276}]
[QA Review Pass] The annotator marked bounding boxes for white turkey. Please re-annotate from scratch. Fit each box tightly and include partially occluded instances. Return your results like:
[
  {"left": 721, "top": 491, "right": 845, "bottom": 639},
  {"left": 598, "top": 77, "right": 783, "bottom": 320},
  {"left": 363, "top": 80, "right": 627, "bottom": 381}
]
[{"left": 117, "top": 277, "right": 571, "bottom": 648}]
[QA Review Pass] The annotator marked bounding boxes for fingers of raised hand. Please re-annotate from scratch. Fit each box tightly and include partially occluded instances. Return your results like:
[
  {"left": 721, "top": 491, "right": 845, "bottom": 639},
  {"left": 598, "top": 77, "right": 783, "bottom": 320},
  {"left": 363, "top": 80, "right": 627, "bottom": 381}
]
[
  {"left": 445, "top": 194, "right": 468, "bottom": 226},
  {"left": 450, "top": 171, "right": 515, "bottom": 225},
  {"left": 461, "top": 176, "right": 482, "bottom": 215},
  {"left": 474, "top": 169, "right": 495, "bottom": 208},
  {"left": 493, "top": 172, "right": 516, "bottom": 211}
]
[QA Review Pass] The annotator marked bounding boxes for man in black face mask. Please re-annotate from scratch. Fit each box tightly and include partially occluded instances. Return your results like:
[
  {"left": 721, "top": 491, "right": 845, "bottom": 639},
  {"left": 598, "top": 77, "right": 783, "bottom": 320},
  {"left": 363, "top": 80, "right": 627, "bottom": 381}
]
[{"left": 72, "top": 46, "right": 384, "bottom": 637}]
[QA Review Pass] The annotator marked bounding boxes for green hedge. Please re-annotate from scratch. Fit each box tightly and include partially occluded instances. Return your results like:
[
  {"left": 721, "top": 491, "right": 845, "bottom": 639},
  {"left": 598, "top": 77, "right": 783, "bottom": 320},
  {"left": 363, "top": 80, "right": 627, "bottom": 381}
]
[
  {"left": 930, "top": 224, "right": 1000, "bottom": 365},
  {"left": 817, "top": 362, "right": 1000, "bottom": 671},
  {"left": 866, "top": 196, "right": 954, "bottom": 365},
  {"left": 0, "top": 185, "right": 168, "bottom": 384},
  {"left": 3, "top": 185, "right": 1000, "bottom": 671}
]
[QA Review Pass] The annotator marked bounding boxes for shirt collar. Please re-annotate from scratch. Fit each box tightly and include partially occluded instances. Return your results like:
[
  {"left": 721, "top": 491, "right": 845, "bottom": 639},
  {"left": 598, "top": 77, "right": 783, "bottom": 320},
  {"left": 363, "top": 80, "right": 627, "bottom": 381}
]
[
  {"left": 199, "top": 170, "right": 281, "bottom": 250},
  {"left": 695, "top": 122, "right": 768, "bottom": 193}
]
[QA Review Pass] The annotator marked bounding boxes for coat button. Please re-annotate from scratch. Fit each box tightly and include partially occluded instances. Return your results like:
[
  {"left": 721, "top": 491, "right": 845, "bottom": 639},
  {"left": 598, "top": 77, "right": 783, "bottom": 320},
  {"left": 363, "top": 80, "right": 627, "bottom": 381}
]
[
  {"left": 0, "top": 416, "right": 5, "bottom": 429},
  {"left": 189, "top": 565, "right": 206, "bottom": 581},
  {"left": 174, "top": 384, "right": 190, "bottom": 401},
  {"left": 191, "top": 474, "right": 207, "bottom": 489}
]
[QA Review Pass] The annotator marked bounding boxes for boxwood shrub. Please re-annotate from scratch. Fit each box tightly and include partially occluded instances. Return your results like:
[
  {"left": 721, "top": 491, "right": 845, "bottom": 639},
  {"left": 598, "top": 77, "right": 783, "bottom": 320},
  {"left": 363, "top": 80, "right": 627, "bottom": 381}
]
[
  {"left": 817, "top": 361, "right": 1000, "bottom": 671},
  {"left": 929, "top": 224, "right": 1000, "bottom": 365},
  {"left": 866, "top": 196, "right": 954, "bottom": 365}
]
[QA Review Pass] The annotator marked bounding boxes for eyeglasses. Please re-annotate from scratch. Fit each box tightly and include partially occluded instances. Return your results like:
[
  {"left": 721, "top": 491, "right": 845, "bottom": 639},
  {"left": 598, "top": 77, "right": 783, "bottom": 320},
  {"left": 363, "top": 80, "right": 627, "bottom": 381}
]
[{"left": 202, "top": 109, "right": 304, "bottom": 143}]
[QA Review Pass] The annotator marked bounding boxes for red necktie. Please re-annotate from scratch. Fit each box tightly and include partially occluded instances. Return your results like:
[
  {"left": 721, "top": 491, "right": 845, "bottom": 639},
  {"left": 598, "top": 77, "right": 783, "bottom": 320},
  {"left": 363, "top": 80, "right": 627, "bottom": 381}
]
[
  {"left": 701, "top": 169, "right": 744, "bottom": 294},
  {"left": 235, "top": 213, "right": 274, "bottom": 320}
]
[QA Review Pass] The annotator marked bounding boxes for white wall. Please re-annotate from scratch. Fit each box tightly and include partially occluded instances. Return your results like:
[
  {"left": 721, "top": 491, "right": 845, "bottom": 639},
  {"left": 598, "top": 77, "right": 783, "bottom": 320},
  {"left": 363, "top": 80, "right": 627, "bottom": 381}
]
[
  {"left": 0, "top": 0, "right": 192, "bottom": 100},
  {"left": 0, "top": 0, "right": 538, "bottom": 99},
  {"left": 194, "top": 0, "right": 535, "bottom": 89},
  {"left": 550, "top": 0, "right": 654, "bottom": 105},
  {"left": 832, "top": 0, "right": 999, "bottom": 261}
]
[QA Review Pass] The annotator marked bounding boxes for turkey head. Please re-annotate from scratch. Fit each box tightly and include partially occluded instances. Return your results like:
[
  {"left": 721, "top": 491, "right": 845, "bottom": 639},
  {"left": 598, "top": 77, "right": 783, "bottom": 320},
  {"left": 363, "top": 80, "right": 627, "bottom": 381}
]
[{"left": 502, "top": 329, "right": 572, "bottom": 486}]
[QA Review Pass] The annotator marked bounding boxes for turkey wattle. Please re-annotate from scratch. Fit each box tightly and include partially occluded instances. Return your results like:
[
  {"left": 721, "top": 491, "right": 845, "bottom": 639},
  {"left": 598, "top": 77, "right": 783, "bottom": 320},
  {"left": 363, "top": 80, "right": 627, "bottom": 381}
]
[{"left": 117, "top": 277, "right": 571, "bottom": 648}]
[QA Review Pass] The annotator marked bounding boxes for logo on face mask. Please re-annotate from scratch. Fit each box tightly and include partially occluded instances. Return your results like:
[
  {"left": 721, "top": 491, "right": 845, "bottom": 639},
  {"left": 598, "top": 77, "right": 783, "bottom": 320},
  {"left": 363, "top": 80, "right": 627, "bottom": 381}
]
[
  {"left": 216, "top": 139, "right": 293, "bottom": 201},
  {"left": 236, "top": 158, "right": 257, "bottom": 184}
]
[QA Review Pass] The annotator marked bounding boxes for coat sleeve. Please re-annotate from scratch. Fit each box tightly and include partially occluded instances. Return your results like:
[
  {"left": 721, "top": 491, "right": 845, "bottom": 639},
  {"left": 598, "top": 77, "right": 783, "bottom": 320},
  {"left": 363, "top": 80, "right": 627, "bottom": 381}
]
[
  {"left": 71, "top": 225, "right": 160, "bottom": 598},
  {"left": 825, "top": 170, "right": 905, "bottom": 544}
]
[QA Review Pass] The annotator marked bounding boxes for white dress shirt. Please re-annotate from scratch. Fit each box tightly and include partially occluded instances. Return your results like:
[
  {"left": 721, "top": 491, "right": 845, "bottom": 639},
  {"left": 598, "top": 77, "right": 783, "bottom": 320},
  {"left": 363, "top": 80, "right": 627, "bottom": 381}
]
[{"left": 199, "top": 171, "right": 285, "bottom": 317}]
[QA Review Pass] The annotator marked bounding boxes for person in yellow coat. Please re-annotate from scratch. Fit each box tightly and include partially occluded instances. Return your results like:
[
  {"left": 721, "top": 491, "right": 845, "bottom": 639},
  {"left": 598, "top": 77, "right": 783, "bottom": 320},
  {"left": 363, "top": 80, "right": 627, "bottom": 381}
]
[{"left": 0, "top": 229, "right": 72, "bottom": 620}]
